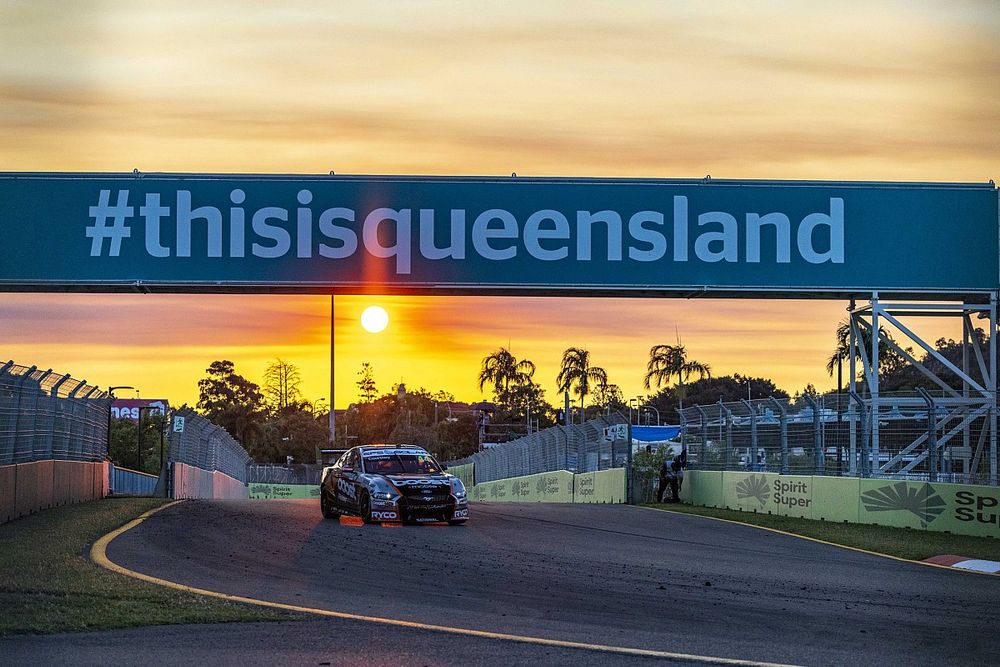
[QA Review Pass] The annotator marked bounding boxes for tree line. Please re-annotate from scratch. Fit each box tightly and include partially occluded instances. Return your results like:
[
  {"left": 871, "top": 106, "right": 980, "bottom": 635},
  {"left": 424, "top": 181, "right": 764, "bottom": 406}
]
[{"left": 105, "top": 322, "right": 989, "bottom": 468}]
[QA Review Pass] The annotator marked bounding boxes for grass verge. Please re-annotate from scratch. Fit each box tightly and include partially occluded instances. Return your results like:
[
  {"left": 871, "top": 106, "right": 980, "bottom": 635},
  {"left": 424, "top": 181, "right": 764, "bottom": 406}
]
[
  {"left": 644, "top": 502, "right": 1000, "bottom": 562},
  {"left": 0, "top": 498, "right": 292, "bottom": 636}
]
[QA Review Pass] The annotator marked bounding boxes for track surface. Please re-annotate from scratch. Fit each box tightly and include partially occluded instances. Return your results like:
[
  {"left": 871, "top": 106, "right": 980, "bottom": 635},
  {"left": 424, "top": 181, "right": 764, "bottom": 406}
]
[{"left": 5, "top": 500, "right": 1000, "bottom": 665}]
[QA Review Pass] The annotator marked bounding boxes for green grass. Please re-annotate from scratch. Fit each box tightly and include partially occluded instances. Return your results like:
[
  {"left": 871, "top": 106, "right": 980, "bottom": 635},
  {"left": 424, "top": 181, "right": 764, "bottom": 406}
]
[
  {"left": 644, "top": 502, "right": 1000, "bottom": 562},
  {"left": 0, "top": 498, "right": 292, "bottom": 636}
]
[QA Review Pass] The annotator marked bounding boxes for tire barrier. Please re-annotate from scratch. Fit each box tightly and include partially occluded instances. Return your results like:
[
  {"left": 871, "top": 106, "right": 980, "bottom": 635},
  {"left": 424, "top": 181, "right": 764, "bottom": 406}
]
[
  {"left": 685, "top": 470, "right": 1000, "bottom": 539},
  {"left": 0, "top": 460, "right": 108, "bottom": 524}
]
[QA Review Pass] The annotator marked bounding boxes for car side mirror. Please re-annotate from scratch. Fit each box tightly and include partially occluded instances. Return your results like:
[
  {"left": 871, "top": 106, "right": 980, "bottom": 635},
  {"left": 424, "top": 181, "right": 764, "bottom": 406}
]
[{"left": 441, "top": 464, "right": 448, "bottom": 470}]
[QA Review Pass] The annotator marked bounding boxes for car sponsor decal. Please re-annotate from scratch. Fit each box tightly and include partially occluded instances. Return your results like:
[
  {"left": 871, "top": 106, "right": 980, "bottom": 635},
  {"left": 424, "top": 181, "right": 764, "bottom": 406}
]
[
  {"left": 361, "top": 448, "right": 427, "bottom": 458},
  {"left": 388, "top": 478, "right": 450, "bottom": 487},
  {"left": 371, "top": 511, "right": 398, "bottom": 521},
  {"left": 452, "top": 509, "right": 469, "bottom": 518},
  {"left": 337, "top": 478, "right": 357, "bottom": 500}
]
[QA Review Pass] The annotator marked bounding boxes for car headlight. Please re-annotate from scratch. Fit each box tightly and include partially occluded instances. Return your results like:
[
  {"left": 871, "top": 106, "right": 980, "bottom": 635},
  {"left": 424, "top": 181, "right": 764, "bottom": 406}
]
[
  {"left": 369, "top": 479, "right": 400, "bottom": 500},
  {"left": 450, "top": 478, "right": 467, "bottom": 499}
]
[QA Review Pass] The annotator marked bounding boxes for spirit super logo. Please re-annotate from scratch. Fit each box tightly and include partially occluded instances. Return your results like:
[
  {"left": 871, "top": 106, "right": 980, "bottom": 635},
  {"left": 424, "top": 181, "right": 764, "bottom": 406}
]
[{"left": 860, "top": 482, "right": 946, "bottom": 523}]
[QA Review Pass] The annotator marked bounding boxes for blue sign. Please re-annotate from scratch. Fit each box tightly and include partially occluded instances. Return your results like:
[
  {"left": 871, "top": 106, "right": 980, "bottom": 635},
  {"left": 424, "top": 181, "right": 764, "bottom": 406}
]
[{"left": 0, "top": 174, "right": 995, "bottom": 295}]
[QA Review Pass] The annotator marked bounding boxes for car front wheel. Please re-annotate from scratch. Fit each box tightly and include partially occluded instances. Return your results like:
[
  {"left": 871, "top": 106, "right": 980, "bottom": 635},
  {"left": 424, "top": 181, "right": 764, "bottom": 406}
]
[
  {"left": 358, "top": 491, "right": 373, "bottom": 523},
  {"left": 320, "top": 488, "right": 339, "bottom": 519}
]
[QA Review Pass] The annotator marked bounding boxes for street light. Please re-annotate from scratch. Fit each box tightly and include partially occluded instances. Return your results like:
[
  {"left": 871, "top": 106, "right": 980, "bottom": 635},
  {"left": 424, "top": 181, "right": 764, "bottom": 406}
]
[
  {"left": 639, "top": 404, "right": 660, "bottom": 425},
  {"left": 106, "top": 385, "right": 135, "bottom": 463}
]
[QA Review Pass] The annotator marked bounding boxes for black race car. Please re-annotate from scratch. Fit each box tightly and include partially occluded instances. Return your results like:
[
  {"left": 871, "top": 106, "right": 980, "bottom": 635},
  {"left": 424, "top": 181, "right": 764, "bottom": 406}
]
[{"left": 320, "top": 445, "right": 469, "bottom": 525}]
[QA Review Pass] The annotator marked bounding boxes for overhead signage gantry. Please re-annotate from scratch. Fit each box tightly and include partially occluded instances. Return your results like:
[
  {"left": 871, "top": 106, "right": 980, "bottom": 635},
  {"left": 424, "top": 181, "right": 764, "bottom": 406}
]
[
  {"left": 1, "top": 173, "right": 996, "bottom": 481},
  {"left": 0, "top": 173, "right": 995, "bottom": 299}
]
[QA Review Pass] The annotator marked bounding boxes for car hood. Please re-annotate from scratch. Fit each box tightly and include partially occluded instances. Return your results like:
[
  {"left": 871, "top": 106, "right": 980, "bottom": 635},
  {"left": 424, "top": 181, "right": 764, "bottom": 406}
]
[{"left": 383, "top": 473, "right": 452, "bottom": 487}]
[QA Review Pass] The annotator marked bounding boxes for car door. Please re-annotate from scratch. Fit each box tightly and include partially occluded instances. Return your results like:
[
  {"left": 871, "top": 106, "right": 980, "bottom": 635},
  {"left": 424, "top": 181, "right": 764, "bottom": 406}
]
[{"left": 335, "top": 449, "right": 361, "bottom": 510}]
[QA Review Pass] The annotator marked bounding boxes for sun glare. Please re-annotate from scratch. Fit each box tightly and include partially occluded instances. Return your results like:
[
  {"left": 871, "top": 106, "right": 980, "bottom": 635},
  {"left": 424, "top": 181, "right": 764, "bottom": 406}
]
[{"left": 361, "top": 305, "right": 389, "bottom": 333}]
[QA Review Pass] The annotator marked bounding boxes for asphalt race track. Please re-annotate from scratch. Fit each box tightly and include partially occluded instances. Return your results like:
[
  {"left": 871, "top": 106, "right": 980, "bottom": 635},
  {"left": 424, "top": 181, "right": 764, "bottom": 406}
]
[{"left": 4, "top": 500, "right": 999, "bottom": 666}]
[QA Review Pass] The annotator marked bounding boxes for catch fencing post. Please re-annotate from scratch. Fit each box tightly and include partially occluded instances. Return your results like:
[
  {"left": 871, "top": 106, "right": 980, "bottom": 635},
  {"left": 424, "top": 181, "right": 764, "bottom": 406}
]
[
  {"left": 849, "top": 391, "right": 869, "bottom": 477},
  {"left": 768, "top": 397, "right": 789, "bottom": 474},
  {"left": 741, "top": 400, "right": 758, "bottom": 471},
  {"left": 917, "top": 388, "right": 938, "bottom": 482},
  {"left": 803, "top": 394, "right": 824, "bottom": 475}
]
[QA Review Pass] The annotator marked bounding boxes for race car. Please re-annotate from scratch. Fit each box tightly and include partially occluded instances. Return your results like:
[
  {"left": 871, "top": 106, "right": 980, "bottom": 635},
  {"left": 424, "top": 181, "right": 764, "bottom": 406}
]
[{"left": 319, "top": 445, "right": 469, "bottom": 525}]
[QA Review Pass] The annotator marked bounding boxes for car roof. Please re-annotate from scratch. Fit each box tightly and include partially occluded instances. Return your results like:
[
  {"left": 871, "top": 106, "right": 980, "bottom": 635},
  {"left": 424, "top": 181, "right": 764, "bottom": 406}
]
[{"left": 357, "top": 444, "right": 430, "bottom": 453}]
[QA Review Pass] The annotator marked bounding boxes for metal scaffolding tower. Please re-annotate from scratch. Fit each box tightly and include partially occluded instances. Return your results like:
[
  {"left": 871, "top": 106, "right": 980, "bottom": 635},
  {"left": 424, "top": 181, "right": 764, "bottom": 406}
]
[{"left": 848, "top": 293, "right": 998, "bottom": 484}]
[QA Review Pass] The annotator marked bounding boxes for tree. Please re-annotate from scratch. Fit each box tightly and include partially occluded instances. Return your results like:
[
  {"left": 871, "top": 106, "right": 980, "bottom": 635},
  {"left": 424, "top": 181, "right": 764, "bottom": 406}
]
[
  {"left": 196, "top": 360, "right": 266, "bottom": 449},
  {"left": 556, "top": 347, "right": 608, "bottom": 422},
  {"left": 263, "top": 358, "right": 302, "bottom": 412},
  {"left": 645, "top": 374, "right": 788, "bottom": 423},
  {"left": 592, "top": 383, "right": 626, "bottom": 413},
  {"left": 825, "top": 319, "right": 907, "bottom": 390},
  {"left": 478, "top": 347, "right": 536, "bottom": 409},
  {"left": 643, "top": 343, "right": 711, "bottom": 391},
  {"left": 356, "top": 363, "right": 378, "bottom": 403}
]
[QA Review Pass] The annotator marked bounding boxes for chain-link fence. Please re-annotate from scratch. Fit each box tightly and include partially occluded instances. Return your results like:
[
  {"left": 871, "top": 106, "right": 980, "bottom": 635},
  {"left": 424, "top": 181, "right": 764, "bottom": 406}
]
[
  {"left": 679, "top": 391, "right": 997, "bottom": 485},
  {"left": 0, "top": 361, "right": 110, "bottom": 465},
  {"left": 248, "top": 463, "right": 322, "bottom": 485},
  {"left": 168, "top": 408, "right": 252, "bottom": 482},
  {"left": 448, "top": 414, "right": 627, "bottom": 484}
]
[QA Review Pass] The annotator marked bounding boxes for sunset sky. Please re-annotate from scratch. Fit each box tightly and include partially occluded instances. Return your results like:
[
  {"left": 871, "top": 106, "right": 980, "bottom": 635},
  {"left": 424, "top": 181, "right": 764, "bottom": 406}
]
[{"left": 1, "top": 2, "right": 996, "bottom": 410}]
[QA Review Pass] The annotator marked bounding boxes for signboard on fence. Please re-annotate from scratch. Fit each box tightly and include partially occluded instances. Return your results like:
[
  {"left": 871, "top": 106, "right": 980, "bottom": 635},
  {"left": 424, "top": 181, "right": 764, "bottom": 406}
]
[
  {"left": 0, "top": 174, "right": 995, "bottom": 296},
  {"left": 111, "top": 399, "right": 169, "bottom": 422}
]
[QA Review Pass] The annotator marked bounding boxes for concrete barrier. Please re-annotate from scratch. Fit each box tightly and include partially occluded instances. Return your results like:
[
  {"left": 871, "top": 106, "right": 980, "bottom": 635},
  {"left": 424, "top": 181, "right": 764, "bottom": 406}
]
[
  {"left": 574, "top": 468, "right": 626, "bottom": 503},
  {"left": 686, "top": 470, "right": 999, "bottom": 540},
  {"left": 469, "top": 469, "right": 627, "bottom": 504},
  {"left": 172, "top": 462, "right": 248, "bottom": 500},
  {"left": 249, "top": 483, "right": 320, "bottom": 499},
  {"left": 0, "top": 459, "right": 107, "bottom": 524}
]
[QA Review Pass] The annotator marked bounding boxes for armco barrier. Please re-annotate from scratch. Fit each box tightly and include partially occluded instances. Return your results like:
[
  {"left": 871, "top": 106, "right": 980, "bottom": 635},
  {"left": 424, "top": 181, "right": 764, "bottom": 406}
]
[
  {"left": 172, "top": 462, "right": 247, "bottom": 500},
  {"left": 249, "top": 483, "right": 320, "bottom": 500},
  {"left": 686, "top": 470, "right": 999, "bottom": 539},
  {"left": 0, "top": 460, "right": 108, "bottom": 524}
]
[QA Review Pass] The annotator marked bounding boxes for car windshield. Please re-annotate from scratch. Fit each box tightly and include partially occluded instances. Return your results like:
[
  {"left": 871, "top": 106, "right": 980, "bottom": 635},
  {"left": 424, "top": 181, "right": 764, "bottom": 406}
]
[{"left": 363, "top": 453, "right": 440, "bottom": 475}]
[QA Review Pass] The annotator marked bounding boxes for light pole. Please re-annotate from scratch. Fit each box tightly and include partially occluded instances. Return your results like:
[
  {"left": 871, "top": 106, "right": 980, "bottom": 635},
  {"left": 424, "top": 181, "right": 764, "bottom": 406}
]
[
  {"left": 106, "top": 385, "right": 134, "bottom": 462},
  {"left": 640, "top": 405, "right": 660, "bottom": 425}
]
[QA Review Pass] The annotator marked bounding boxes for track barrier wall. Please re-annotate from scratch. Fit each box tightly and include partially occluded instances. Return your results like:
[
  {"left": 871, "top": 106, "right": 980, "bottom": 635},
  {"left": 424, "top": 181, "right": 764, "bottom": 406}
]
[
  {"left": 249, "top": 483, "right": 319, "bottom": 500},
  {"left": 171, "top": 462, "right": 248, "bottom": 500},
  {"left": 685, "top": 470, "right": 1000, "bottom": 539},
  {"left": 469, "top": 468, "right": 625, "bottom": 504},
  {"left": 0, "top": 460, "right": 108, "bottom": 524},
  {"left": 244, "top": 468, "right": 626, "bottom": 505}
]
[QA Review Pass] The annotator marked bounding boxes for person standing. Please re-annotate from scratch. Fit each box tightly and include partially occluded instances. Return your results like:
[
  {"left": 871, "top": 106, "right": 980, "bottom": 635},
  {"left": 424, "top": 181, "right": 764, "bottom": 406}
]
[
  {"left": 658, "top": 455, "right": 673, "bottom": 503},
  {"left": 669, "top": 455, "right": 684, "bottom": 502}
]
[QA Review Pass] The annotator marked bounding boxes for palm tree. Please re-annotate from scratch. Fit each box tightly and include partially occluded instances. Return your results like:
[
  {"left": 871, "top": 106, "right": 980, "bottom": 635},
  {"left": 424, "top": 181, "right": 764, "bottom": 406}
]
[
  {"left": 643, "top": 344, "right": 711, "bottom": 391},
  {"left": 825, "top": 319, "right": 899, "bottom": 391},
  {"left": 478, "top": 347, "right": 536, "bottom": 403},
  {"left": 556, "top": 347, "right": 608, "bottom": 422}
]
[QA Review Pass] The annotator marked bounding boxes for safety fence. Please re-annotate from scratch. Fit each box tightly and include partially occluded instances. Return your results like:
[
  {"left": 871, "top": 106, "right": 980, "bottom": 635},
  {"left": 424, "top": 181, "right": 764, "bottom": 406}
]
[
  {"left": 168, "top": 409, "right": 251, "bottom": 499},
  {"left": 109, "top": 464, "right": 158, "bottom": 497},
  {"left": 679, "top": 392, "right": 997, "bottom": 486},
  {"left": 0, "top": 361, "right": 110, "bottom": 465},
  {"left": 448, "top": 414, "right": 628, "bottom": 484},
  {"left": 0, "top": 361, "right": 113, "bottom": 523}
]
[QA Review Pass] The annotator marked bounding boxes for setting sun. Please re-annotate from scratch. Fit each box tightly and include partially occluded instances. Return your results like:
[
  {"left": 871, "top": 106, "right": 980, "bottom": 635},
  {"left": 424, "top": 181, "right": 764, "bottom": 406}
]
[{"left": 361, "top": 305, "right": 389, "bottom": 334}]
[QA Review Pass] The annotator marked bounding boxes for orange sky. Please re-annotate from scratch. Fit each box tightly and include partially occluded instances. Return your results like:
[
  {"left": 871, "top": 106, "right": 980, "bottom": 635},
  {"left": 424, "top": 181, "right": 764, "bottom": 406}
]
[{"left": 0, "top": 2, "right": 996, "bottom": 409}]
